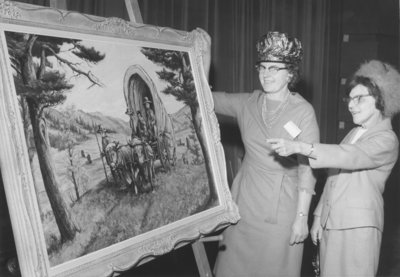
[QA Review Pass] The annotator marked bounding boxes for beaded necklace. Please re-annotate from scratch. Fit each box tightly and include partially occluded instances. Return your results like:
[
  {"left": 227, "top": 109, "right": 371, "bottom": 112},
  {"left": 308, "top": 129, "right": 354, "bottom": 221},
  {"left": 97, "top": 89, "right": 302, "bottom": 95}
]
[{"left": 261, "top": 92, "right": 290, "bottom": 130}]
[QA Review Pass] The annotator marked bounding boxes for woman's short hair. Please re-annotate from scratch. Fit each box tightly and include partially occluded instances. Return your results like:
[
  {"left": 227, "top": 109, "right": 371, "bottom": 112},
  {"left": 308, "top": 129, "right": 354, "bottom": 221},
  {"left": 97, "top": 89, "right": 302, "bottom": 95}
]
[{"left": 286, "top": 63, "right": 300, "bottom": 91}]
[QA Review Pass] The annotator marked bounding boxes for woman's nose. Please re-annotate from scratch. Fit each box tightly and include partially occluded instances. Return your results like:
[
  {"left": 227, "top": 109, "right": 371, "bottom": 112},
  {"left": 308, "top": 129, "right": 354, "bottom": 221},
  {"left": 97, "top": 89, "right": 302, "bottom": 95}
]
[
  {"left": 348, "top": 103, "right": 355, "bottom": 113},
  {"left": 348, "top": 99, "right": 355, "bottom": 109}
]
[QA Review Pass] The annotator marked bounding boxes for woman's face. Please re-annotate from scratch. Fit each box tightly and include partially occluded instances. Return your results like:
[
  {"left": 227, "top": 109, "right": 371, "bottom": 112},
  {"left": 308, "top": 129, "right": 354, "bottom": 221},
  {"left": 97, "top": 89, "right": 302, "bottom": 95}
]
[
  {"left": 257, "top": 62, "right": 291, "bottom": 94},
  {"left": 347, "top": 84, "right": 382, "bottom": 128}
]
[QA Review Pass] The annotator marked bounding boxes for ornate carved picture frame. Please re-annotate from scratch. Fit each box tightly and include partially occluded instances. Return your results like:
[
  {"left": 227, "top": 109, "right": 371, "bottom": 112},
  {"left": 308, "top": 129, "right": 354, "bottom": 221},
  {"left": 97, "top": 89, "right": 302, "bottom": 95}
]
[{"left": 0, "top": 1, "right": 239, "bottom": 276}]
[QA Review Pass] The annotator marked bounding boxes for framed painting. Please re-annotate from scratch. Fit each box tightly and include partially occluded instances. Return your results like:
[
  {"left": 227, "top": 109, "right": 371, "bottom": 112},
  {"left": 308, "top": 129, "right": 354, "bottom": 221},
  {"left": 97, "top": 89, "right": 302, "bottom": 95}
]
[{"left": 0, "top": 1, "right": 239, "bottom": 276}]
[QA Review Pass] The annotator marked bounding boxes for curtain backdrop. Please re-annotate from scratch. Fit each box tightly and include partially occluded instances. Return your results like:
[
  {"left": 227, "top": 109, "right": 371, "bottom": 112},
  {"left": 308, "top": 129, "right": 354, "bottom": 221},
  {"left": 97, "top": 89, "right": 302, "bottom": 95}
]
[
  {"left": 64, "top": 0, "right": 341, "bottom": 143},
  {"left": 16, "top": 0, "right": 342, "bottom": 141}
]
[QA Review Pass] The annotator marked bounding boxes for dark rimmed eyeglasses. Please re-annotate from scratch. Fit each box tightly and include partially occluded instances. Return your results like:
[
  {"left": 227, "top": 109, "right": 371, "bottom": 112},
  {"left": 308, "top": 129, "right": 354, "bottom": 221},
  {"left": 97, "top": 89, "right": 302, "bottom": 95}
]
[
  {"left": 255, "top": 64, "right": 288, "bottom": 75},
  {"left": 342, "top": 94, "right": 372, "bottom": 105}
]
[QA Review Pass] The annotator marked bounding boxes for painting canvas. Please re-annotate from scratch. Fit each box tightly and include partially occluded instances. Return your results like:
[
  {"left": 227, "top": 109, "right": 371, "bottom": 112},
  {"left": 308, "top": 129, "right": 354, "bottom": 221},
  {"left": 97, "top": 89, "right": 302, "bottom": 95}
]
[{"left": 0, "top": 2, "right": 239, "bottom": 277}]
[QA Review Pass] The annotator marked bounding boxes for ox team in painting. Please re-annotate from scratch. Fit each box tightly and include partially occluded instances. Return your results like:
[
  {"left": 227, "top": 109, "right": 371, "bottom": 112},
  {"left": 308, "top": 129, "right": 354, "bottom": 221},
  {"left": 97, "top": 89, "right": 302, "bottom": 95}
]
[{"left": 97, "top": 90, "right": 176, "bottom": 195}]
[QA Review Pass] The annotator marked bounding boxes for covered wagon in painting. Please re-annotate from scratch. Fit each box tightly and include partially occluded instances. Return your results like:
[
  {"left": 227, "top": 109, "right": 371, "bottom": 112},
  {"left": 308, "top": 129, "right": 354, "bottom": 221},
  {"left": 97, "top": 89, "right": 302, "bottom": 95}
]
[{"left": 123, "top": 65, "right": 177, "bottom": 171}]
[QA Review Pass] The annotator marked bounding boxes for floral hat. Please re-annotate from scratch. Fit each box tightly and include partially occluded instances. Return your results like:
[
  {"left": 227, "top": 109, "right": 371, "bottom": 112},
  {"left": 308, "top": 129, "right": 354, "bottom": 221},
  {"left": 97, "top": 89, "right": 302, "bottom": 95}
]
[{"left": 256, "top": 31, "right": 303, "bottom": 65}]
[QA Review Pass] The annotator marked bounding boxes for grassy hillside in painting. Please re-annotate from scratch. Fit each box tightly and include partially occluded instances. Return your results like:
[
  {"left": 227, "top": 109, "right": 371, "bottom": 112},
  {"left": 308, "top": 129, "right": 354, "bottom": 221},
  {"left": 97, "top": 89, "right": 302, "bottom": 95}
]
[
  {"left": 29, "top": 106, "right": 216, "bottom": 266},
  {"left": 47, "top": 162, "right": 212, "bottom": 266}
]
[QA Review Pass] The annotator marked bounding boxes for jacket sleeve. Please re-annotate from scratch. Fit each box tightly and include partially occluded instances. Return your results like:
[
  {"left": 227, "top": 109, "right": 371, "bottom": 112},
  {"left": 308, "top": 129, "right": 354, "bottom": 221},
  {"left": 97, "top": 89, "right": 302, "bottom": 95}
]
[
  {"left": 213, "top": 92, "right": 251, "bottom": 119},
  {"left": 309, "top": 131, "right": 399, "bottom": 170},
  {"left": 296, "top": 104, "right": 320, "bottom": 194}
]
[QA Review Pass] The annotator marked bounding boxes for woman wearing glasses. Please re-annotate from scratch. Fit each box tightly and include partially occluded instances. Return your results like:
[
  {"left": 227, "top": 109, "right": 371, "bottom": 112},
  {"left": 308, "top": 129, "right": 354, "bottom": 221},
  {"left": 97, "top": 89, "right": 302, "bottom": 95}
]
[
  {"left": 268, "top": 60, "right": 400, "bottom": 276},
  {"left": 197, "top": 30, "right": 319, "bottom": 276}
]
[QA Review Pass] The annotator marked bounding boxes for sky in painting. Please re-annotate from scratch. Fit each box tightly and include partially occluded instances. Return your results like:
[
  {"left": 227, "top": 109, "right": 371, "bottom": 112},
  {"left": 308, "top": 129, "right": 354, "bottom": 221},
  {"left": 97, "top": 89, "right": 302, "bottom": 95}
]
[{"left": 52, "top": 37, "right": 186, "bottom": 121}]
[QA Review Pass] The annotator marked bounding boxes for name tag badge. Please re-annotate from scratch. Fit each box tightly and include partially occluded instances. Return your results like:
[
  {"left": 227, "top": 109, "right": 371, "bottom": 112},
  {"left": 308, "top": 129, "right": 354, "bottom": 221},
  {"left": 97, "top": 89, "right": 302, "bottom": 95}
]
[{"left": 284, "top": 121, "right": 302, "bottom": 139}]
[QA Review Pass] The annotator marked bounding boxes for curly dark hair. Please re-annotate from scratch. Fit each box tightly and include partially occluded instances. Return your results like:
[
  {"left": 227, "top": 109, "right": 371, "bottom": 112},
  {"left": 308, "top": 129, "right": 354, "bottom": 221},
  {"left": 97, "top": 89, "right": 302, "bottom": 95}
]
[
  {"left": 348, "top": 76, "right": 384, "bottom": 113},
  {"left": 286, "top": 63, "right": 301, "bottom": 90}
]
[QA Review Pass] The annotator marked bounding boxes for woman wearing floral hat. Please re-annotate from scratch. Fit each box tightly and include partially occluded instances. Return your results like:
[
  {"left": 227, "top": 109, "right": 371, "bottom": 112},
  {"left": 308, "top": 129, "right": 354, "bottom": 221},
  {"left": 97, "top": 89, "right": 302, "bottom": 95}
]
[
  {"left": 196, "top": 29, "right": 320, "bottom": 276},
  {"left": 268, "top": 60, "right": 400, "bottom": 276}
]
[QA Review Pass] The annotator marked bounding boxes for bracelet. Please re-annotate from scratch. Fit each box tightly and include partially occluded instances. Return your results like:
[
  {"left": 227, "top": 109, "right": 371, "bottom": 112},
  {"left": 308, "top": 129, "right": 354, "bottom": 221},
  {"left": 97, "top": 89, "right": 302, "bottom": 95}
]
[
  {"left": 307, "top": 143, "right": 315, "bottom": 157},
  {"left": 298, "top": 212, "right": 308, "bottom": 217}
]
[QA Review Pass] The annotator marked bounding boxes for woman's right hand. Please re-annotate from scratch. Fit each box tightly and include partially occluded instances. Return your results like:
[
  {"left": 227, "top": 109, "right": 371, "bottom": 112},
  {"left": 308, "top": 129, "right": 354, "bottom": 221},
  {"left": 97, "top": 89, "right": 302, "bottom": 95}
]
[
  {"left": 310, "top": 216, "right": 322, "bottom": 245},
  {"left": 266, "top": 138, "right": 301, "bottom": 157}
]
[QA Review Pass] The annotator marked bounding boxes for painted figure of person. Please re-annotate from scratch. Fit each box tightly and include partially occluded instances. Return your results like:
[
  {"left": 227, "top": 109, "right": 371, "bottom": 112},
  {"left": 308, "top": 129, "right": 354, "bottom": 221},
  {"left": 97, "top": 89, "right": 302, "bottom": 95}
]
[
  {"left": 98, "top": 125, "right": 110, "bottom": 156},
  {"left": 136, "top": 111, "right": 148, "bottom": 140},
  {"left": 125, "top": 108, "right": 137, "bottom": 138},
  {"left": 144, "top": 97, "right": 157, "bottom": 141}
]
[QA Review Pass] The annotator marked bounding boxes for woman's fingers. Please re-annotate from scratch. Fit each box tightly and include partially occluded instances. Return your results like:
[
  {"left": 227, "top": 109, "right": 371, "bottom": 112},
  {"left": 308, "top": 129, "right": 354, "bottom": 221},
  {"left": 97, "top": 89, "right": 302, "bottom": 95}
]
[
  {"left": 290, "top": 233, "right": 307, "bottom": 245},
  {"left": 266, "top": 138, "right": 282, "bottom": 150},
  {"left": 311, "top": 228, "right": 322, "bottom": 245},
  {"left": 266, "top": 138, "right": 281, "bottom": 145},
  {"left": 311, "top": 234, "right": 317, "bottom": 245},
  {"left": 269, "top": 142, "right": 284, "bottom": 155}
]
